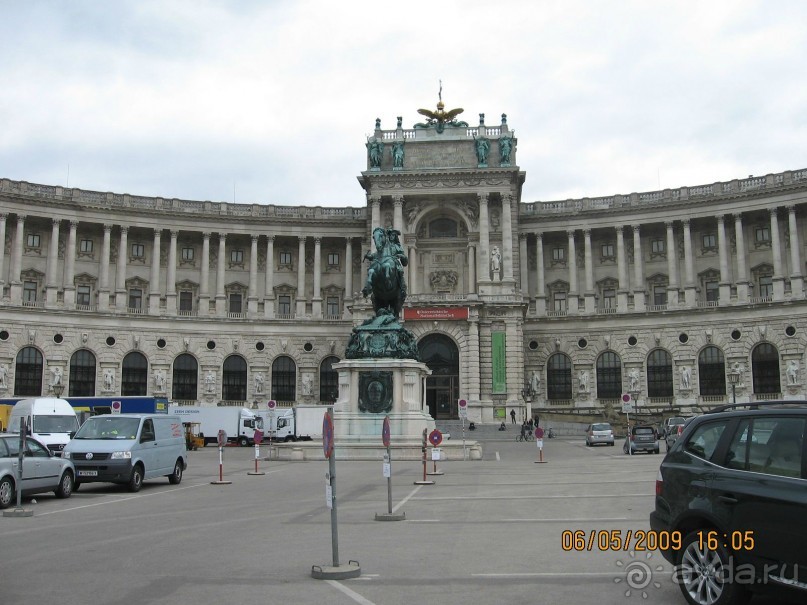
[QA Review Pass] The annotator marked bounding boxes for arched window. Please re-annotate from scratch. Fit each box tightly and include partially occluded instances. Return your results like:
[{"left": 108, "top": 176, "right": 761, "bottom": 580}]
[
  {"left": 418, "top": 334, "right": 460, "bottom": 419},
  {"left": 752, "top": 343, "right": 780, "bottom": 394},
  {"left": 319, "top": 356, "right": 340, "bottom": 403},
  {"left": 698, "top": 346, "right": 726, "bottom": 396},
  {"left": 596, "top": 352, "right": 622, "bottom": 399},
  {"left": 14, "top": 347, "right": 43, "bottom": 396},
  {"left": 429, "top": 218, "right": 458, "bottom": 238},
  {"left": 272, "top": 356, "right": 296, "bottom": 402},
  {"left": 222, "top": 355, "right": 247, "bottom": 402},
  {"left": 69, "top": 349, "right": 97, "bottom": 396},
  {"left": 172, "top": 354, "right": 198, "bottom": 401},
  {"left": 122, "top": 351, "right": 148, "bottom": 396},
  {"left": 547, "top": 353, "right": 572, "bottom": 400},
  {"left": 647, "top": 349, "right": 673, "bottom": 397}
]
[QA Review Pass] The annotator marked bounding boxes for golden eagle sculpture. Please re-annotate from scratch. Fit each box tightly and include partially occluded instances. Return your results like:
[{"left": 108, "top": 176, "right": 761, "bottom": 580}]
[{"left": 414, "top": 82, "right": 468, "bottom": 133}]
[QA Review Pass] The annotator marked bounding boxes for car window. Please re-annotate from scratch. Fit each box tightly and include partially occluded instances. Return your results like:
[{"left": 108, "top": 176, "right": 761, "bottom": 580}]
[
  {"left": 684, "top": 421, "right": 727, "bottom": 460},
  {"left": 26, "top": 438, "right": 49, "bottom": 458},
  {"left": 5, "top": 439, "right": 20, "bottom": 457},
  {"left": 141, "top": 419, "right": 155, "bottom": 442},
  {"left": 635, "top": 427, "right": 654, "bottom": 435},
  {"left": 725, "top": 417, "right": 804, "bottom": 478},
  {"left": 592, "top": 423, "right": 610, "bottom": 431},
  {"left": 0, "top": 439, "right": 8, "bottom": 457}
]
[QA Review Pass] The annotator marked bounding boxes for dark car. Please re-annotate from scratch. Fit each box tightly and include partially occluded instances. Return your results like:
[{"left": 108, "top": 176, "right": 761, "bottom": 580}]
[
  {"left": 650, "top": 402, "right": 807, "bottom": 605},
  {"left": 623, "top": 424, "right": 659, "bottom": 454},
  {"left": 0, "top": 434, "right": 76, "bottom": 508}
]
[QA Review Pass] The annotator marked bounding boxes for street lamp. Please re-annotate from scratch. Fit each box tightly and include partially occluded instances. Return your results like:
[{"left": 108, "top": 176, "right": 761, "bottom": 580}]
[
  {"left": 52, "top": 383, "right": 63, "bottom": 399},
  {"left": 728, "top": 370, "right": 740, "bottom": 404}
]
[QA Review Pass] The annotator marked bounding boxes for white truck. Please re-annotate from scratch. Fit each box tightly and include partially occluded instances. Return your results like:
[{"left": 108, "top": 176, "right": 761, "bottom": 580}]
[
  {"left": 8, "top": 397, "right": 80, "bottom": 456},
  {"left": 166, "top": 406, "right": 262, "bottom": 446},
  {"left": 265, "top": 405, "right": 327, "bottom": 442}
]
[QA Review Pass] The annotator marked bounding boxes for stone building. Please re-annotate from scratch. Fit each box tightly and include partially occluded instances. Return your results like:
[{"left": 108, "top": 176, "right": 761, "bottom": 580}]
[{"left": 1, "top": 101, "right": 806, "bottom": 424}]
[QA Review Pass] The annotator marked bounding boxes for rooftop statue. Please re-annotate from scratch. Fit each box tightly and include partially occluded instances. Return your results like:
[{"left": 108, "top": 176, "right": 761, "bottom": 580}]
[{"left": 413, "top": 81, "right": 468, "bottom": 133}]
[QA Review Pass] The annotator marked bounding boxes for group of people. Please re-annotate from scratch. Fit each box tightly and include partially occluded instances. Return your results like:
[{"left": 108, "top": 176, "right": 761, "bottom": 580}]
[{"left": 518, "top": 417, "right": 536, "bottom": 442}]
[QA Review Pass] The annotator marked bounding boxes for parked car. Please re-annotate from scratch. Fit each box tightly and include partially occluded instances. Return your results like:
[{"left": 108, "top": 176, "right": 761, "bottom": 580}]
[
  {"left": 664, "top": 417, "right": 689, "bottom": 449},
  {"left": 650, "top": 401, "right": 807, "bottom": 605},
  {"left": 623, "top": 424, "right": 659, "bottom": 454},
  {"left": 0, "top": 434, "right": 76, "bottom": 508},
  {"left": 585, "top": 422, "right": 615, "bottom": 446},
  {"left": 660, "top": 416, "right": 686, "bottom": 438}
]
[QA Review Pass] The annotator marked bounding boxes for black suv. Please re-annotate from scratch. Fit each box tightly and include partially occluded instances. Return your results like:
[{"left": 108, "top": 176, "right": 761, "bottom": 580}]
[{"left": 650, "top": 402, "right": 806, "bottom": 605}]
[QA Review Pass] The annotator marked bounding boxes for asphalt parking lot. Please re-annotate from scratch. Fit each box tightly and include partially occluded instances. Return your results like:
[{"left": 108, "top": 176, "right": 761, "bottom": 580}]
[{"left": 0, "top": 436, "right": 789, "bottom": 605}]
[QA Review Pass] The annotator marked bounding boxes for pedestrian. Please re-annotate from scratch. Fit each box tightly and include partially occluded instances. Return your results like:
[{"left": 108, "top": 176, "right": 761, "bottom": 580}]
[
  {"left": 519, "top": 422, "right": 527, "bottom": 442},
  {"left": 510, "top": 409, "right": 516, "bottom": 424}
]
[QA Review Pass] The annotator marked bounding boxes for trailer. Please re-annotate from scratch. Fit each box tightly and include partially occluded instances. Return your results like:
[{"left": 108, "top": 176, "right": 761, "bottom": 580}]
[
  {"left": 166, "top": 405, "right": 262, "bottom": 446},
  {"left": 269, "top": 405, "right": 327, "bottom": 442}
]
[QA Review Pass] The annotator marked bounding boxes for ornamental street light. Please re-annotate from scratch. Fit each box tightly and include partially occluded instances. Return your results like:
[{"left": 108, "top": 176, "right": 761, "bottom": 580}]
[
  {"left": 52, "top": 383, "right": 63, "bottom": 398},
  {"left": 729, "top": 370, "right": 740, "bottom": 404}
]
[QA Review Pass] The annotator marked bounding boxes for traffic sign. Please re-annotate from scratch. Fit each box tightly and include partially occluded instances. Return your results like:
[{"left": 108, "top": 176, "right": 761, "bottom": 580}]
[
  {"left": 382, "top": 415, "right": 391, "bottom": 448},
  {"left": 621, "top": 393, "right": 632, "bottom": 403},
  {"left": 111, "top": 400, "right": 122, "bottom": 414},
  {"left": 535, "top": 427, "right": 545, "bottom": 439},
  {"left": 268, "top": 399, "right": 277, "bottom": 410},
  {"left": 322, "top": 411, "right": 334, "bottom": 459},
  {"left": 217, "top": 430, "right": 227, "bottom": 447},
  {"left": 253, "top": 429, "right": 263, "bottom": 445},
  {"left": 458, "top": 399, "right": 468, "bottom": 418},
  {"left": 428, "top": 429, "right": 443, "bottom": 447}
]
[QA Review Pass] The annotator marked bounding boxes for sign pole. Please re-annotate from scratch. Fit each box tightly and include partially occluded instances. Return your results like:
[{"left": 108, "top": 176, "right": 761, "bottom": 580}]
[
  {"left": 458, "top": 399, "right": 468, "bottom": 461},
  {"left": 3, "top": 418, "right": 33, "bottom": 517},
  {"left": 414, "top": 428, "right": 435, "bottom": 485},
  {"left": 375, "top": 415, "right": 404, "bottom": 521},
  {"left": 210, "top": 429, "right": 232, "bottom": 485},
  {"left": 248, "top": 429, "right": 265, "bottom": 475},
  {"left": 426, "top": 429, "right": 444, "bottom": 476}
]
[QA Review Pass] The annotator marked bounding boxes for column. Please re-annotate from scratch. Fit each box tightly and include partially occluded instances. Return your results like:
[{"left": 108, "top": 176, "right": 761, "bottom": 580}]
[
  {"left": 518, "top": 234, "right": 528, "bottom": 298},
  {"left": 0, "top": 214, "right": 6, "bottom": 284},
  {"left": 788, "top": 206, "right": 803, "bottom": 298},
  {"left": 296, "top": 236, "right": 307, "bottom": 316},
  {"left": 408, "top": 244, "right": 418, "bottom": 295},
  {"left": 264, "top": 235, "right": 274, "bottom": 318},
  {"left": 501, "top": 194, "right": 515, "bottom": 286},
  {"left": 770, "top": 208, "right": 785, "bottom": 300},
  {"left": 665, "top": 221, "right": 679, "bottom": 306},
  {"left": 215, "top": 233, "right": 226, "bottom": 315},
  {"left": 616, "top": 226, "right": 628, "bottom": 312},
  {"left": 312, "top": 236, "right": 322, "bottom": 318},
  {"left": 98, "top": 224, "right": 113, "bottom": 311},
  {"left": 535, "top": 232, "right": 546, "bottom": 315},
  {"left": 149, "top": 229, "right": 162, "bottom": 314},
  {"left": 567, "top": 230, "right": 578, "bottom": 314},
  {"left": 734, "top": 214, "right": 749, "bottom": 302},
  {"left": 115, "top": 227, "right": 129, "bottom": 310},
  {"left": 199, "top": 232, "right": 210, "bottom": 316},
  {"left": 583, "top": 229, "right": 595, "bottom": 313},
  {"left": 466, "top": 313, "right": 481, "bottom": 418},
  {"left": 63, "top": 220, "right": 77, "bottom": 307},
  {"left": 467, "top": 243, "right": 476, "bottom": 296},
  {"left": 45, "top": 219, "right": 60, "bottom": 305},
  {"left": 248, "top": 234, "right": 258, "bottom": 314},
  {"left": 392, "top": 196, "right": 404, "bottom": 233},
  {"left": 164, "top": 230, "right": 177, "bottom": 314},
  {"left": 369, "top": 197, "right": 381, "bottom": 232},
  {"left": 478, "top": 194, "right": 490, "bottom": 290},
  {"left": 343, "top": 237, "right": 353, "bottom": 317},
  {"left": 682, "top": 219, "right": 697, "bottom": 307},
  {"left": 9, "top": 214, "right": 25, "bottom": 304},
  {"left": 717, "top": 216, "right": 731, "bottom": 303},
  {"left": 632, "top": 225, "right": 645, "bottom": 311}
]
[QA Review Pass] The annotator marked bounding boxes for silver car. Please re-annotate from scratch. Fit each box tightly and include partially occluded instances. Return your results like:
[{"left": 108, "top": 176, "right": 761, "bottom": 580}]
[
  {"left": 0, "top": 434, "right": 76, "bottom": 508},
  {"left": 585, "top": 422, "right": 615, "bottom": 446}
]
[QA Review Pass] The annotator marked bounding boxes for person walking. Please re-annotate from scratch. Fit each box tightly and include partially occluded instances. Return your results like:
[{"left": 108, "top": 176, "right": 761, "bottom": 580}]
[{"left": 510, "top": 409, "right": 517, "bottom": 424}]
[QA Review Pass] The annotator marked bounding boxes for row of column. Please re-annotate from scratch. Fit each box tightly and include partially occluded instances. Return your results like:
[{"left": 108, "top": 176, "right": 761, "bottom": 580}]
[
  {"left": 0, "top": 214, "right": 360, "bottom": 318},
  {"left": 527, "top": 207, "right": 801, "bottom": 313}
]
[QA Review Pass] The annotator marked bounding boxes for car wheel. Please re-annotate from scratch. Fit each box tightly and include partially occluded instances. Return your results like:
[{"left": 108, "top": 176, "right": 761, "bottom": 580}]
[
  {"left": 676, "top": 530, "right": 751, "bottom": 605},
  {"left": 168, "top": 459, "right": 183, "bottom": 485},
  {"left": 0, "top": 476, "right": 14, "bottom": 509},
  {"left": 239, "top": 436, "right": 249, "bottom": 447},
  {"left": 55, "top": 471, "right": 74, "bottom": 499},
  {"left": 128, "top": 464, "right": 144, "bottom": 493}
]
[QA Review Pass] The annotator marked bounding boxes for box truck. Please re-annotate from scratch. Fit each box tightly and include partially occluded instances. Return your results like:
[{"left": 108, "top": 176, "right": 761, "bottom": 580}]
[
  {"left": 166, "top": 406, "right": 262, "bottom": 446},
  {"left": 8, "top": 397, "right": 81, "bottom": 455},
  {"left": 268, "top": 405, "right": 327, "bottom": 442}
]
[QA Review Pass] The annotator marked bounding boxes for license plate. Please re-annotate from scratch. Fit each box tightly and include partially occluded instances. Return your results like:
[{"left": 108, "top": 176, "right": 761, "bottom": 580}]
[{"left": 78, "top": 470, "right": 98, "bottom": 477}]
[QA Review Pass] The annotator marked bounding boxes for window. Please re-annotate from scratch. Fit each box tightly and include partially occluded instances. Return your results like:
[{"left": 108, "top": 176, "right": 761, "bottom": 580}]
[
  {"left": 758, "top": 276, "right": 773, "bottom": 298},
  {"left": 547, "top": 354, "right": 572, "bottom": 400},
  {"left": 179, "top": 291, "right": 193, "bottom": 312},
  {"left": 429, "top": 218, "right": 458, "bottom": 238},
  {"left": 726, "top": 418, "right": 804, "bottom": 477},
  {"left": 755, "top": 226, "right": 771, "bottom": 244},
  {"left": 601, "top": 243, "right": 615, "bottom": 258},
  {"left": 684, "top": 421, "right": 727, "bottom": 461},
  {"left": 602, "top": 288, "right": 616, "bottom": 308},
  {"left": 79, "top": 239, "right": 94, "bottom": 253},
  {"left": 320, "top": 356, "right": 340, "bottom": 402},
  {"left": 553, "top": 291, "right": 567, "bottom": 312},
  {"left": 131, "top": 243, "right": 145, "bottom": 259},
  {"left": 651, "top": 239, "right": 665, "bottom": 254},
  {"left": 222, "top": 355, "right": 247, "bottom": 401},
  {"left": 14, "top": 346, "right": 43, "bottom": 396},
  {"left": 26, "top": 233, "right": 41, "bottom": 248},
  {"left": 278, "top": 295, "right": 292, "bottom": 316},
  {"left": 279, "top": 251, "right": 292, "bottom": 266},
  {"left": 23, "top": 281, "right": 37, "bottom": 303},
  {"left": 326, "top": 296, "right": 340, "bottom": 317},
  {"left": 122, "top": 351, "right": 148, "bottom": 396},
  {"left": 129, "top": 288, "right": 143, "bottom": 310},
  {"left": 552, "top": 247, "right": 565, "bottom": 262},
  {"left": 69, "top": 350, "right": 96, "bottom": 396},
  {"left": 327, "top": 253, "right": 340, "bottom": 267},
  {"left": 272, "top": 356, "right": 296, "bottom": 402},
  {"left": 702, "top": 233, "right": 716, "bottom": 249},
  {"left": 698, "top": 346, "right": 726, "bottom": 396},
  {"left": 596, "top": 352, "right": 622, "bottom": 399},
  {"left": 228, "top": 293, "right": 242, "bottom": 314},
  {"left": 230, "top": 249, "right": 244, "bottom": 264},
  {"left": 181, "top": 247, "right": 194, "bottom": 261},
  {"left": 647, "top": 349, "right": 673, "bottom": 397},
  {"left": 653, "top": 285, "right": 667, "bottom": 306},
  {"left": 77, "top": 285, "right": 92, "bottom": 307},
  {"left": 705, "top": 281, "right": 719, "bottom": 302},
  {"left": 752, "top": 343, "right": 780, "bottom": 394},
  {"left": 172, "top": 354, "right": 198, "bottom": 401}
]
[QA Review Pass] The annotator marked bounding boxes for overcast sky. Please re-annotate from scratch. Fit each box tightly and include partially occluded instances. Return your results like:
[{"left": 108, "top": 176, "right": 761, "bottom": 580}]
[{"left": 2, "top": 0, "right": 806, "bottom": 207}]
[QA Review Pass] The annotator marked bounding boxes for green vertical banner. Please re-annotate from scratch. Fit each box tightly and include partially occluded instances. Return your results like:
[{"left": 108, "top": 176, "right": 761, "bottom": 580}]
[{"left": 492, "top": 331, "right": 507, "bottom": 394}]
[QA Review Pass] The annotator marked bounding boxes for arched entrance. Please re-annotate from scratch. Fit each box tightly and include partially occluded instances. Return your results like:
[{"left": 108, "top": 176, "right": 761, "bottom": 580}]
[{"left": 418, "top": 334, "right": 459, "bottom": 420}]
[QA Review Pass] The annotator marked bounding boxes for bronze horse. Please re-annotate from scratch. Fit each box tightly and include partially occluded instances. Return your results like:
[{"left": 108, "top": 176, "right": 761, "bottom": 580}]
[{"left": 362, "top": 227, "right": 407, "bottom": 319}]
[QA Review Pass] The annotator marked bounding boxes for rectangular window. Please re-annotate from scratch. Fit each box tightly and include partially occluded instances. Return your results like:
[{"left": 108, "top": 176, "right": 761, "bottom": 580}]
[
  {"left": 129, "top": 288, "right": 143, "bottom": 309},
  {"left": 79, "top": 239, "right": 94, "bottom": 253},
  {"left": 77, "top": 285, "right": 92, "bottom": 306},
  {"left": 26, "top": 233, "right": 40, "bottom": 248},
  {"left": 179, "top": 291, "right": 193, "bottom": 311},
  {"left": 602, "top": 288, "right": 616, "bottom": 308},
  {"left": 278, "top": 295, "right": 291, "bottom": 315},
  {"left": 230, "top": 249, "right": 244, "bottom": 264},
  {"left": 755, "top": 226, "right": 771, "bottom": 244},
  {"left": 327, "top": 253, "right": 340, "bottom": 266},
  {"left": 23, "top": 281, "right": 37, "bottom": 302},
  {"left": 279, "top": 251, "right": 292, "bottom": 265},
  {"left": 601, "top": 243, "right": 615, "bottom": 258},
  {"left": 552, "top": 248, "right": 565, "bottom": 262},
  {"left": 181, "top": 247, "right": 194, "bottom": 261},
  {"left": 553, "top": 291, "right": 566, "bottom": 311},
  {"left": 326, "top": 296, "right": 340, "bottom": 317},
  {"left": 653, "top": 285, "right": 667, "bottom": 306},
  {"left": 759, "top": 276, "right": 773, "bottom": 298},
  {"left": 651, "top": 239, "right": 665, "bottom": 254},
  {"left": 229, "top": 293, "right": 242, "bottom": 313},
  {"left": 702, "top": 234, "right": 716, "bottom": 249},
  {"left": 705, "top": 281, "right": 719, "bottom": 302},
  {"left": 131, "top": 243, "right": 145, "bottom": 258}
]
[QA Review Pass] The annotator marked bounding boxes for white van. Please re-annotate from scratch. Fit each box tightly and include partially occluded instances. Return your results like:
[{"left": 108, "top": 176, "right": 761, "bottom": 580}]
[
  {"left": 63, "top": 414, "right": 188, "bottom": 492},
  {"left": 8, "top": 398, "right": 80, "bottom": 456}
]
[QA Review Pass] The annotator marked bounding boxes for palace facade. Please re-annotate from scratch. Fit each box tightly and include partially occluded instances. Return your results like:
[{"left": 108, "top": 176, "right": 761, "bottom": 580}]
[{"left": 1, "top": 108, "right": 806, "bottom": 424}]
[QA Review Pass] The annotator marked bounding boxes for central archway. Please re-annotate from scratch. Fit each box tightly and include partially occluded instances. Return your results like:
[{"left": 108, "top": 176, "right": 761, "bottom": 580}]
[{"left": 418, "top": 334, "right": 460, "bottom": 420}]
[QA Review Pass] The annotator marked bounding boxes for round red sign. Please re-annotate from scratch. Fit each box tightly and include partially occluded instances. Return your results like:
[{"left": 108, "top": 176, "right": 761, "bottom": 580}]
[
  {"left": 428, "top": 429, "right": 443, "bottom": 447},
  {"left": 322, "top": 411, "right": 334, "bottom": 459},
  {"left": 382, "top": 416, "right": 391, "bottom": 447}
]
